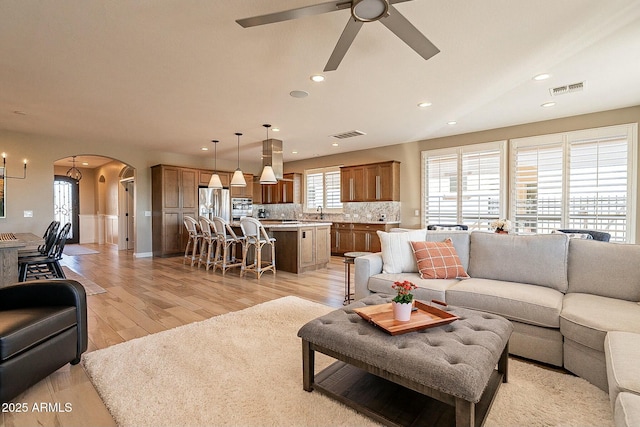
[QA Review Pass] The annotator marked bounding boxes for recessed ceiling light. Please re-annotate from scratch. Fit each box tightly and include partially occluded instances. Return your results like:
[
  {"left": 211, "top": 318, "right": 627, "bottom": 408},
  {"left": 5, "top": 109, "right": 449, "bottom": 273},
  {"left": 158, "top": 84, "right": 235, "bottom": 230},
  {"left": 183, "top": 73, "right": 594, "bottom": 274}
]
[
  {"left": 541, "top": 101, "right": 556, "bottom": 108},
  {"left": 332, "top": 143, "right": 339, "bottom": 147},
  {"left": 291, "top": 151, "right": 298, "bottom": 154},
  {"left": 310, "top": 74, "right": 325, "bottom": 82},
  {"left": 290, "top": 90, "right": 309, "bottom": 98},
  {"left": 418, "top": 102, "right": 432, "bottom": 108},
  {"left": 201, "top": 147, "right": 209, "bottom": 151},
  {"left": 533, "top": 73, "right": 551, "bottom": 81},
  {"left": 272, "top": 127, "right": 280, "bottom": 132},
  {"left": 82, "top": 162, "right": 89, "bottom": 166},
  {"left": 447, "top": 121, "right": 457, "bottom": 125}
]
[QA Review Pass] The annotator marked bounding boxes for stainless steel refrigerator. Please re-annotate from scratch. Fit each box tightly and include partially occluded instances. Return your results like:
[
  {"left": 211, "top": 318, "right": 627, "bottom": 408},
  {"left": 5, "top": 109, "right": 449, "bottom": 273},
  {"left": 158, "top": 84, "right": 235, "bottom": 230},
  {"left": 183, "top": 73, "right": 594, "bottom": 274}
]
[{"left": 199, "top": 187, "right": 230, "bottom": 222}]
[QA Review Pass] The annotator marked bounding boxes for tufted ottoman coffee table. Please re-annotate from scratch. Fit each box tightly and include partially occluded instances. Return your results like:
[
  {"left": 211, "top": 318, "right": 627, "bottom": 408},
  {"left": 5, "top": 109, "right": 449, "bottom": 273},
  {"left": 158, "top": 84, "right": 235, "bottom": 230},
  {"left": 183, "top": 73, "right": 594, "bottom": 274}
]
[{"left": 297, "top": 294, "right": 513, "bottom": 427}]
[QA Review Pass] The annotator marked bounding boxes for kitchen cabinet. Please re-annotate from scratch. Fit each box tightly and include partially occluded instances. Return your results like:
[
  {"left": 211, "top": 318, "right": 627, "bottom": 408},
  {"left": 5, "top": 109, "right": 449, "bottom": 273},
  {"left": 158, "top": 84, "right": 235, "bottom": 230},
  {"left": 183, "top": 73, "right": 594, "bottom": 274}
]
[
  {"left": 268, "top": 223, "right": 331, "bottom": 273},
  {"left": 199, "top": 170, "right": 230, "bottom": 187},
  {"left": 331, "top": 222, "right": 395, "bottom": 255},
  {"left": 230, "top": 173, "right": 254, "bottom": 198},
  {"left": 151, "top": 165, "right": 198, "bottom": 257},
  {"left": 340, "top": 161, "right": 400, "bottom": 202},
  {"left": 261, "top": 173, "right": 302, "bottom": 204}
]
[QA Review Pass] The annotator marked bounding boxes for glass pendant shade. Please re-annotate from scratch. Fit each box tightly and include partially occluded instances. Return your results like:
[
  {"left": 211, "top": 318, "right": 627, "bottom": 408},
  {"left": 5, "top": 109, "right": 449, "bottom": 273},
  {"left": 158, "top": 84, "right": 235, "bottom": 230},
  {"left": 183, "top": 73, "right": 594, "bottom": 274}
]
[
  {"left": 208, "top": 173, "right": 223, "bottom": 189},
  {"left": 259, "top": 165, "right": 277, "bottom": 184},
  {"left": 230, "top": 169, "right": 246, "bottom": 187}
]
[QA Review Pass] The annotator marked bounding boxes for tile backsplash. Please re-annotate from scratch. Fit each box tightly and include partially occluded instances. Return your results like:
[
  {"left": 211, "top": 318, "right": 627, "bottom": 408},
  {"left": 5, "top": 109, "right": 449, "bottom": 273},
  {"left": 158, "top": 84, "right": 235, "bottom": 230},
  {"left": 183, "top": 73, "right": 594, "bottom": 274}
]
[{"left": 254, "top": 202, "right": 401, "bottom": 223}]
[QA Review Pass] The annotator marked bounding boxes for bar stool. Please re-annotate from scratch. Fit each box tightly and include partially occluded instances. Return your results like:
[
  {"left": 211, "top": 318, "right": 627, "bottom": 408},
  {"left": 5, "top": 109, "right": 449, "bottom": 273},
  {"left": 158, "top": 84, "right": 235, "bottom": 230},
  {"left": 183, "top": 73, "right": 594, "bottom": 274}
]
[
  {"left": 343, "top": 251, "right": 371, "bottom": 305},
  {"left": 212, "top": 216, "right": 244, "bottom": 275},
  {"left": 183, "top": 215, "right": 202, "bottom": 267},
  {"left": 240, "top": 217, "right": 276, "bottom": 278},
  {"left": 198, "top": 217, "right": 218, "bottom": 271}
]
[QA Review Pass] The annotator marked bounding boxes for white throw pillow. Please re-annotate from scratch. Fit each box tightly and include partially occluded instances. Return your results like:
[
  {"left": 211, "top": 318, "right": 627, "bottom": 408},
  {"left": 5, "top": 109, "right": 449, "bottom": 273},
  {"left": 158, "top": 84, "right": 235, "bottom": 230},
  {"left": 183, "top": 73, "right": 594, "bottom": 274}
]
[{"left": 377, "top": 229, "right": 428, "bottom": 274}]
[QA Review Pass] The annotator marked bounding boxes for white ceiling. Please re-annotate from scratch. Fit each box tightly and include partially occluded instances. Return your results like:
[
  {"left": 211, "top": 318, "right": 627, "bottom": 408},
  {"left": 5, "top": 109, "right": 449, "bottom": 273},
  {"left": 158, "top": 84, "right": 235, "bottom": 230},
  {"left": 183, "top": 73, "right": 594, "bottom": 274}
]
[{"left": 2, "top": 0, "right": 640, "bottom": 166}]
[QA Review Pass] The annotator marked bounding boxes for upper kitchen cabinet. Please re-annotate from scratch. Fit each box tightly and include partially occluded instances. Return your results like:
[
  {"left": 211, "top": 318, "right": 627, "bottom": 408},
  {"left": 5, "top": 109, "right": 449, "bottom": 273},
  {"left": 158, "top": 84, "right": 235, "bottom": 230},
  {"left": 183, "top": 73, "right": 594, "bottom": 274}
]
[
  {"left": 199, "top": 170, "right": 230, "bottom": 188},
  {"left": 341, "top": 161, "right": 400, "bottom": 202},
  {"left": 230, "top": 173, "right": 254, "bottom": 198},
  {"left": 261, "top": 173, "right": 302, "bottom": 204}
]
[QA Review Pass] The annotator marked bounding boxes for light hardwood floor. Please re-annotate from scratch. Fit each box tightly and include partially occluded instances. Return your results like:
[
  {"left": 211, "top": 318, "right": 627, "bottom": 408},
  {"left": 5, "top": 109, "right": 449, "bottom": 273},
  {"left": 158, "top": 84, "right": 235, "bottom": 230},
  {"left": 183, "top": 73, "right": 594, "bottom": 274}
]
[{"left": 1, "top": 244, "right": 349, "bottom": 427}]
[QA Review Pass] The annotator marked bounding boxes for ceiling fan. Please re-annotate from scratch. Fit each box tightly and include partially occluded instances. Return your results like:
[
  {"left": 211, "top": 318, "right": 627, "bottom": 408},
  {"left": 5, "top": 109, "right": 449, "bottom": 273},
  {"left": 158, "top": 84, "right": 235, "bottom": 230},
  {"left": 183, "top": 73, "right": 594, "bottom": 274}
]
[{"left": 236, "top": 0, "right": 440, "bottom": 71}]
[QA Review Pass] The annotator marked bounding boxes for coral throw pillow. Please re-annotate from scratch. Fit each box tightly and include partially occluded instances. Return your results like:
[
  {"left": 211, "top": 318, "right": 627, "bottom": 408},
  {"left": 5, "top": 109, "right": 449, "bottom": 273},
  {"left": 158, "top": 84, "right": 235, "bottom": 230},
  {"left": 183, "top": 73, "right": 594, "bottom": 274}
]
[{"left": 410, "top": 239, "right": 470, "bottom": 279}]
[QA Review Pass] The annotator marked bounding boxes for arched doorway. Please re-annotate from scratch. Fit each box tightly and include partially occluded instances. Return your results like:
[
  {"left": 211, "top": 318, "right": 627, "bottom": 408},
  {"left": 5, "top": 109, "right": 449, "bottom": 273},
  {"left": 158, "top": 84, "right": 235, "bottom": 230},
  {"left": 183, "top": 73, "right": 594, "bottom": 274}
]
[{"left": 53, "top": 156, "right": 136, "bottom": 252}]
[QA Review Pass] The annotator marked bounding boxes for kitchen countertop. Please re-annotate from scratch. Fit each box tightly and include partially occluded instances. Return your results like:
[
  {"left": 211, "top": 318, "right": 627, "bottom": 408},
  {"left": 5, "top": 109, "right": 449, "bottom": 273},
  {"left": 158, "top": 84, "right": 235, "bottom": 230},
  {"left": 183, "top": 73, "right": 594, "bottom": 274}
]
[{"left": 231, "top": 220, "right": 333, "bottom": 229}]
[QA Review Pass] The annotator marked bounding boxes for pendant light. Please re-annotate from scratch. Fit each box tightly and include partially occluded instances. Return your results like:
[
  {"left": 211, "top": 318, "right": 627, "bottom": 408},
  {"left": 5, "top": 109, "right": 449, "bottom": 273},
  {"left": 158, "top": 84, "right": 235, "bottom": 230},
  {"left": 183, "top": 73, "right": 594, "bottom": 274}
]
[
  {"left": 66, "top": 156, "right": 83, "bottom": 181},
  {"left": 208, "top": 140, "right": 223, "bottom": 189},
  {"left": 259, "top": 124, "right": 278, "bottom": 185},
  {"left": 230, "top": 132, "right": 246, "bottom": 187}
]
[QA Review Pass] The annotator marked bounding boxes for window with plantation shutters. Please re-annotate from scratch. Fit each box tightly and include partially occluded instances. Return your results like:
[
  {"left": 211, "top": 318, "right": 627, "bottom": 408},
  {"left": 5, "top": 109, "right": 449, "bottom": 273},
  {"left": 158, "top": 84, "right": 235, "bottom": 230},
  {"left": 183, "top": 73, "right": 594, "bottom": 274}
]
[
  {"left": 511, "top": 124, "right": 637, "bottom": 242},
  {"left": 304, "top": 167, "right": 343, "bottom": 212},
  {"left": 422, "top": 141, "right": 506, "bottom": 230}
]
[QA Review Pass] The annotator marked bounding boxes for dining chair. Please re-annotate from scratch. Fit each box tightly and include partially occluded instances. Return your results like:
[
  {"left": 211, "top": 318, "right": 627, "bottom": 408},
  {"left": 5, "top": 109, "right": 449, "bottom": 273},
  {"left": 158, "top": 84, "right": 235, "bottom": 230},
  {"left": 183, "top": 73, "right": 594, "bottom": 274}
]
[
  {"left": 18, "top": 222, "right": 71, "bottom": 282},
  {"left": 18, "top": 220, "right": 60, "bottom": 258},
  {"left": 239, "top": 217, "right": 276, "bottom": 278},
  {"left": 211, "top": 216, "right": 244, "bottom": 275},
  {"left": 198, "top": 217, "right": 218, "bottom": 271},
  {"left": 183, "top": 215, "right": 202, "bottom": 266}
]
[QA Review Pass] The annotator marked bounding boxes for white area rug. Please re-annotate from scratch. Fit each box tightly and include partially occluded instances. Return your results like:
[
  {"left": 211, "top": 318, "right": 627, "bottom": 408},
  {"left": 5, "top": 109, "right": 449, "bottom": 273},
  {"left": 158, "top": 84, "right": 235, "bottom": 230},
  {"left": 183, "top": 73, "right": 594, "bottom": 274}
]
[
  {"left": 83, "top": 297, "right": 612, "bottom": 427},
  {"left": 63, "top": 244, "right": 99, "bottom": 256}
]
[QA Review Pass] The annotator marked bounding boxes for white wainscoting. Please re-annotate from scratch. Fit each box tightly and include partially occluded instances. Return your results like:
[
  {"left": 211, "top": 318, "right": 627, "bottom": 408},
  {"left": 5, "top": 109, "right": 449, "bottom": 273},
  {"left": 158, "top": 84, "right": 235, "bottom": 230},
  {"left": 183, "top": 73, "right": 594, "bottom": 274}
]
[
  {"left": 103, "top": 214, "right": 119, "bottom": 245},
  {"left": 79, "top": 214, "right": 97, "bottom": 244}
]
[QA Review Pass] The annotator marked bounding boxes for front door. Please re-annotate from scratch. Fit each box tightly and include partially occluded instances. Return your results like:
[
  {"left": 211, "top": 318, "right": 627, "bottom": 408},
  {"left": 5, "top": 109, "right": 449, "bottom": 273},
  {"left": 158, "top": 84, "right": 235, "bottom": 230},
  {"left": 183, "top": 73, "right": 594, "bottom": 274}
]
[{"left": 54, "top": 175, "right": 80, "bottom": 244}]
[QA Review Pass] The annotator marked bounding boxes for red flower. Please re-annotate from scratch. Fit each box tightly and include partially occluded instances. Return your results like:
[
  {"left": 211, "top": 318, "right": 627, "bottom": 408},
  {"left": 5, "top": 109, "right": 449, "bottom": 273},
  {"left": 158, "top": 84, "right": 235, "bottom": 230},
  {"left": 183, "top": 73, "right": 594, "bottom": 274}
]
[{"left": 391, "top": 280, "right": 417, "bottom": 304}]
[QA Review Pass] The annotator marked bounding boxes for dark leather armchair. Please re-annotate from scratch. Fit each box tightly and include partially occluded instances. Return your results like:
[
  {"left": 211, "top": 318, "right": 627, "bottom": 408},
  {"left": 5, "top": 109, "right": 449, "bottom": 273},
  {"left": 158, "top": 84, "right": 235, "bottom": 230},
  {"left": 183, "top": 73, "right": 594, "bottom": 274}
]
[{"left": 0, "top": 279, "right": 87, "bottom": 403}]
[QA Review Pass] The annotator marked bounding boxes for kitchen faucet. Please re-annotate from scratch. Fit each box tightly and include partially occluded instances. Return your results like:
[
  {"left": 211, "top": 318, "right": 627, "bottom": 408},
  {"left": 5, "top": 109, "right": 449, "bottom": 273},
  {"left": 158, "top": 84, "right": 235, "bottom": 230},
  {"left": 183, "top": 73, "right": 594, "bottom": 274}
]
[{"left": 317, "top": 206, "right": 324, "bottom": 220}]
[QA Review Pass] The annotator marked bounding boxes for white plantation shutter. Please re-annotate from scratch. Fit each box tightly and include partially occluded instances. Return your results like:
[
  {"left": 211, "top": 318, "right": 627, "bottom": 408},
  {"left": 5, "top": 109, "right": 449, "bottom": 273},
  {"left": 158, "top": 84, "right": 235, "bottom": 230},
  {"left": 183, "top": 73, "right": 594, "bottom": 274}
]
[
  {"left": 510, "top": 124, "right": 636, "bottom": 242},
  {"left": 304, "top": 167, "right": 343, "bottom": 212},
  {"left": 423, "top": 141, "right": 506, "bottom": 229}
]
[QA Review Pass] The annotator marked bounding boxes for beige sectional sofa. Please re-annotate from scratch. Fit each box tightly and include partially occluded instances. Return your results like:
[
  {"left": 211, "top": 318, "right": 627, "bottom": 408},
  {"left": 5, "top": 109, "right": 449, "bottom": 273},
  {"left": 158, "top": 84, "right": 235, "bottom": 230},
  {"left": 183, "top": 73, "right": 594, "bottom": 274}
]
[{"left": 354, "top": 230, "right": 640, "bottom": 425}]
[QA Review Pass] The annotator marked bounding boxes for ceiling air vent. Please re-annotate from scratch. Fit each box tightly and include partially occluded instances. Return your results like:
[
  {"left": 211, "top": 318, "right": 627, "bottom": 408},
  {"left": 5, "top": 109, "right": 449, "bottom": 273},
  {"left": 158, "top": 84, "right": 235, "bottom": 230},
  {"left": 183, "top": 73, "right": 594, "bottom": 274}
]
[
  {"left": 331, "top": 130, "right": 366, "bottom": 139},
  {"left": 549, "top": 81, "right": 586, "bottom": 96}
]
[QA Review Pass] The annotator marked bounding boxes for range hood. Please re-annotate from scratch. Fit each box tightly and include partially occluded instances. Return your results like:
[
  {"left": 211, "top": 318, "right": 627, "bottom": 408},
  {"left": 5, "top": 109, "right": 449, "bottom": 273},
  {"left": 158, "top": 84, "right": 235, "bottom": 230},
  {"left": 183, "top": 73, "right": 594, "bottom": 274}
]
[{"left": 262, "top": 138, "right": 283, "bottom": 180}]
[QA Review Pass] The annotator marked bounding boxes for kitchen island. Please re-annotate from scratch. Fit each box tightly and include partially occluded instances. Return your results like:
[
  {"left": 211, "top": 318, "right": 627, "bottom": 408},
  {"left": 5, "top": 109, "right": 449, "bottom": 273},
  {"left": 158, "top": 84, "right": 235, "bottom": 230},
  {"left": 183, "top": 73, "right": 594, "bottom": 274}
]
[{"left": 260, "top": 221, "right": 332, "bottom": 274}]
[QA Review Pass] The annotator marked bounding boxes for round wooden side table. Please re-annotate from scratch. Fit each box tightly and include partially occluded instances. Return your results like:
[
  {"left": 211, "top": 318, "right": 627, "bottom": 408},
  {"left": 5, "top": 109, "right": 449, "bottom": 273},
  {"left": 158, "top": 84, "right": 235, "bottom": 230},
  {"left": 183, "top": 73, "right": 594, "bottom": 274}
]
[{"left": 343, "top": 251, "right": 372, "bottom": 305}]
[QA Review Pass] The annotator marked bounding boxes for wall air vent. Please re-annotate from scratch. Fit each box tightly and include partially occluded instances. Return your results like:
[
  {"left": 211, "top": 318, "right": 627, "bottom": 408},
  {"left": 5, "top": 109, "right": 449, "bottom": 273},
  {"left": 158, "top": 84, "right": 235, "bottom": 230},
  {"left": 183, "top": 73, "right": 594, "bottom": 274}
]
[
  {"left": 331, "top": 130, "right": 366, "bottom": 139},
  {"left": 549, "top": 81, "right": 586, "bottom": 96}
]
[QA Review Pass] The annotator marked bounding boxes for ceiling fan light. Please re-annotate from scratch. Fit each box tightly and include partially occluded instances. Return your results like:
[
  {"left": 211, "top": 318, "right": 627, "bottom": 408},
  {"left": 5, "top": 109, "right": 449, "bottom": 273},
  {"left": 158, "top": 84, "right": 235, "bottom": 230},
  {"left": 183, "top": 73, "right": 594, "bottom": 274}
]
[
  {"left": 352, "top": 0, "right": 389, "bottom": 22},
  {"left": 259, "top": 165, "right": 278, "bottom": 184},
  {"left": 208, "top": 173, "right": 223, "bottom": 189},
  {"left": 230, "top": 169, "right": 246, "bottom": 187}
]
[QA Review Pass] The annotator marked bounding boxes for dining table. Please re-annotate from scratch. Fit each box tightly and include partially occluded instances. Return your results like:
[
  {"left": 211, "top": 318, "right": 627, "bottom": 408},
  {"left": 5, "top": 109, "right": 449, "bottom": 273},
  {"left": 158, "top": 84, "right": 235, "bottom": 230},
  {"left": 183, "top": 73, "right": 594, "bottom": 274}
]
[{"left": 0, "top": 232, "right": 45, "bottom": 288}]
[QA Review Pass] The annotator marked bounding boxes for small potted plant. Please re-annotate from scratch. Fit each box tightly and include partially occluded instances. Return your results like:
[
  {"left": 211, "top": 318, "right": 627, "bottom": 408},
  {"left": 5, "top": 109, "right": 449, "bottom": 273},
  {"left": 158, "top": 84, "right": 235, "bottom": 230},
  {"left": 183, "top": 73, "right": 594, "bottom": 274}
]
[
  {"left": 391, "top": 280, "right": 417, "bottom": 321},
  {"left": 491, "top": 219, "right": 512, "bottom": 234}
]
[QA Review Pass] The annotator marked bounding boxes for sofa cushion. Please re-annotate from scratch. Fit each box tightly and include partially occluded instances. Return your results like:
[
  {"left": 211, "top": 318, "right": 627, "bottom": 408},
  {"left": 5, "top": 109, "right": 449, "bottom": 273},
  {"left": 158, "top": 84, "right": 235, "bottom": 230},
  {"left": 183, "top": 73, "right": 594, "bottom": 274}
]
[
  {"left": 0, "top": 306, "right": 77, "bottom": 361},
  {"left": 568, "top": 239, "right": 640, "bottom": 301},
  {"left": 367, "top": 272, "right": 459, "bottom": 303},
  {"left": 425, "top": 231, "right": 470, "bottom": 271},
  {"left": 468, "top": 232, "right": 570, "bottom": 293},
  {"left": 446, "top": 278, "right": 563, "bottom": 328},
  {"left": 615, "top": 392, "right": 640, "bottom": 427},
  {"left": 377, "top": 229, "right": 427, "bottom": 273},
  {"left": 410, "top": 239, "right": 469, "bottom": 279},
  {"left": 605, "top": 332, "right": 640, "bottom": 410},
  {"left": 560, "top": 293, "right": 640, "bottom": 352}
]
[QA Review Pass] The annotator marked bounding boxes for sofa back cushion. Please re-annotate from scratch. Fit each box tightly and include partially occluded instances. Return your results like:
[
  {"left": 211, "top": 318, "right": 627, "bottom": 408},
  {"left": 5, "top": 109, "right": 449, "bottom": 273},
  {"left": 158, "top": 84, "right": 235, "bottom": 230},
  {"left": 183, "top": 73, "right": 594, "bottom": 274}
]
[
  {"left": 468, "top": 232, "right": 570, "bottom": 293},
  {"left": 567, "top": 239, "right": 640, "bottom": 301}
]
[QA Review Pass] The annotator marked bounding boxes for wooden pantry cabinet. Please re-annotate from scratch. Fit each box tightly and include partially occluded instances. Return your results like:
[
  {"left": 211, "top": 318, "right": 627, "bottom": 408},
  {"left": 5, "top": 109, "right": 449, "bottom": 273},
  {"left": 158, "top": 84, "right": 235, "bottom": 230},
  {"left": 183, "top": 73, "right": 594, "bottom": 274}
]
[
  {"left": 340, "top": 161, "right": 400, "bottom": 202},
  {"left": 152, "top": 165, "right": 199, "bottom": 257}
]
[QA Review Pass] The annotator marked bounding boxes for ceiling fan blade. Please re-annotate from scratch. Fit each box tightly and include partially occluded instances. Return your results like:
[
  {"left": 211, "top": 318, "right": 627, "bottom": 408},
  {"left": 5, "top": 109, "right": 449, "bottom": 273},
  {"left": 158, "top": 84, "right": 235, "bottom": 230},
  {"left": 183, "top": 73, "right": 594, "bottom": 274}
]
[
  {"left": 380, "top": 5, "right": 440, "bottom": 61},
  {"left": 236, "top": 1, "right": 352, "bottom": 28},
  {"left": 324, "top": 18, "right": 364, "bottom": 71}
]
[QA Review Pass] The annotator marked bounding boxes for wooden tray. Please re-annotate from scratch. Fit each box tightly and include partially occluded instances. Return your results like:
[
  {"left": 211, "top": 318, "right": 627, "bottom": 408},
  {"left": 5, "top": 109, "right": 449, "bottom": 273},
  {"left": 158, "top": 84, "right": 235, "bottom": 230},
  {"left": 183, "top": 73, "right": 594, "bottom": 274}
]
[{"left": 353, "top": 300, "right": 459, "bottom": 335}]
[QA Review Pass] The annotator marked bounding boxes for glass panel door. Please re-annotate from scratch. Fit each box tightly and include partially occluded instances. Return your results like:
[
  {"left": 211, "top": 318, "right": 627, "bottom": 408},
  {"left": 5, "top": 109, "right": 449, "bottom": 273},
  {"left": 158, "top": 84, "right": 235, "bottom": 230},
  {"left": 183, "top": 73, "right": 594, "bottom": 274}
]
[{"left": 54, "top": 175, "right": 79, "bottom": 244}]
